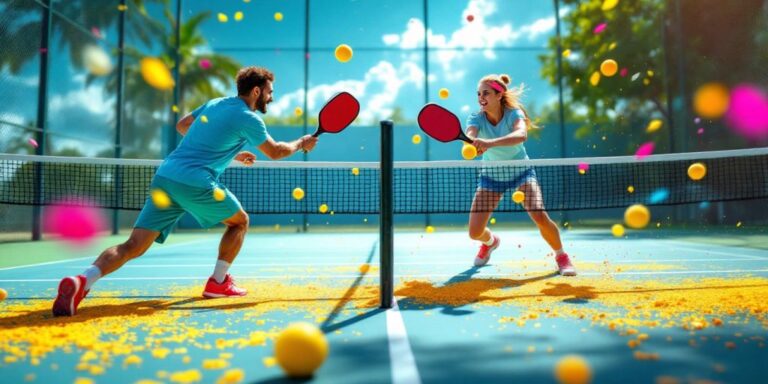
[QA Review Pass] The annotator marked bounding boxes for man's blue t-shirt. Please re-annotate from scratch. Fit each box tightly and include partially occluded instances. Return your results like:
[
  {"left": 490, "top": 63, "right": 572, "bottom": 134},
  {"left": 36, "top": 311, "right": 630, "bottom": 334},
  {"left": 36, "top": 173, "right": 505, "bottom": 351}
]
[
  {"left": 156, "top": 97, "right": 268, "bottom": 188},
  {"left": 466, "top": 108, "right": 529, "bottom": 161}
]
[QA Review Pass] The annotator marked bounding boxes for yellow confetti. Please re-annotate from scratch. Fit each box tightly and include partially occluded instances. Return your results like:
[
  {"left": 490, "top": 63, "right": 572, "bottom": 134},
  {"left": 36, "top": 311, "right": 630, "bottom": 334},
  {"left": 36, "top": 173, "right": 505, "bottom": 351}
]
[
  {"left": 139, "top": 57, "right": 175, "bottom": 90},
  {"left": 412, "top": 134, "right": 422, "bottom": 144},
  {"left": 200, "top": 115, "right": 208, "bottom": 123},
  {"left": 351, "top": 167, "right": 359, "bottom": 176},
  {"left": 234, "top": 11, "right": 244, "bottom": 21},
  {"left": 589, "top": 71, "right": 601, "bottom": 86},
  {"left": 601, "top": 0, "right": 619, "bottom": 11},
  {"left": 425, "top": 225, "right": 435, "bottom": 233},
  {"left": 490, "top": 218, "right": 496, "bottom": 225},
  {"left": 150, "top": 189, "right": 171, "bottom": 209},
  {"left": 359, "top": 264, "right": 370, "bottom": 274},
  {"left": 646, "top": 119, "right": 663, "bottom": 133},
  {"left": 117, "top": 4, "right": 127, "bottom": 11},
  {"left": 736, "top": 222, "right": 742, "bottom": 227},
  {"left": 608, "top": 42, "right": 617, "bottom": 50},
  {"left": 262, "top": 356, "right": 277, "bottom": 367},
  {"left": 213, "top": 188, "right": 226, "bottom": 202},
  {"left": 123, "top": 354, "right": 142, "bottom": 366},
  {"left": 294, "top": 107, "right": 303, "bottom": 116},
  {"left": 169, "top": 369, "right": 202, "bottom": 384},
  {"left": 217, "top": 13, "right": 228, "bottom": 22},
  {"left": 438, "top": 88, "right": 450, "bottom": 99},
  {"left": 172, "top": 105, "right": 179, "bottom": 113},
  {"left": 216, "top": 369, "right": 245, "bottom": 384},
  {"left": 562, "top": 49, "right": 571, "bottom": 58},
  {"left": 318, "top": 204, "right": 329, "bottom": 213},
  {"left": 627, "top": 185, "right": 634, "bottom": 193},
  {"left": 202, "top": 358, "right": 230, "bottom": 370},
  {"left": 274, "top": 12, "right": 283, "bottom": 22}
]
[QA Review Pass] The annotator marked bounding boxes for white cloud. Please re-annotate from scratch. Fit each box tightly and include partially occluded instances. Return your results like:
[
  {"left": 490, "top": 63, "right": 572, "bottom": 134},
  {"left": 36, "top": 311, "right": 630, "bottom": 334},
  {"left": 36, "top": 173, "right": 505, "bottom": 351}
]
[
  {"left": 270, "top": 61, "right": 424, "bottom": 123},
  {"left": 48, "top": 80, "right": 114, "bottom": 116}
]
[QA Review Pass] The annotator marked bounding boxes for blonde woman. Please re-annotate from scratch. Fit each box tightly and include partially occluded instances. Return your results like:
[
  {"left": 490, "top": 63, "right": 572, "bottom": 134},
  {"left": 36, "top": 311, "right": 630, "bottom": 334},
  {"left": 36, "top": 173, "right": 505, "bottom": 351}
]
[{"left": 466, "top": 74, "right": 576, "bottom": 276}]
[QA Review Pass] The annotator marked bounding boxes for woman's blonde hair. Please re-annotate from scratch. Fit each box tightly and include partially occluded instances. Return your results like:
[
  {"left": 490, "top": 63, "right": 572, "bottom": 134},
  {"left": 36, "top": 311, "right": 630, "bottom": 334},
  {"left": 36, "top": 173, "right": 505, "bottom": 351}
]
[{"left": 478, "top": 74, "right": 538, "bottom": 129}]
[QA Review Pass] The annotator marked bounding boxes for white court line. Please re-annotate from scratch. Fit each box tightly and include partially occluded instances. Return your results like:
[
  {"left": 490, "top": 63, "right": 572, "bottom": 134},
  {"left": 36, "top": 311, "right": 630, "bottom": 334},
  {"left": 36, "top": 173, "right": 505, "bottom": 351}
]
[
  {"left": 3, "top": 269, "right": 768, "bottom": 283},
  {"left": 643, "top": 241, "right": 768, "bottom": 260},
  {"left": 0, "top": 239, "right": 213, "bottom": 272},
  {"left": 386, "top": 297, "right": 422, "bottom": 384},
  {"left": 662, "top": 241, "right": 768, "bottom": 260},
  {"left": 53, "top": 258, "right": 768, "bottom": 269}
]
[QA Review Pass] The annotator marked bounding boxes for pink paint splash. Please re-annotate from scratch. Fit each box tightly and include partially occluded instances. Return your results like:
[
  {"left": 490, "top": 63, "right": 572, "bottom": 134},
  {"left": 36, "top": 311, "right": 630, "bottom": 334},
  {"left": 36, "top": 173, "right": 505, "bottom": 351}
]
[
  {"left": 44, "top": 200, "right": 105, "bottom": 247},
  {"left": 593, "top": 22, "right": 607, "bottom": 34},
  {"left": 725, "top": 84, "right": 768, "bottom": 141},
  {"left": 198, "top": 58, "right": 211, "bottom": 70},
  {"left": 305, "top": 53, "right": 311, "bottom": 60},
  {"left": 635, "top": 142, "right": 655, "bottom": 160},
  {"left": 577, "top": 162, "right": 589, "bottom": 173},
  {"left": 28, "top": 138, "right": 38, "bottom": 148},
  {"left": 91, "top": 27, "right": 102, "bottom": 39},
  {"left": 619, "top": 68, "right": 628, "bottom": 77},
  {"left": 697, "top": 128, "right": 704, "bottom": 135}
]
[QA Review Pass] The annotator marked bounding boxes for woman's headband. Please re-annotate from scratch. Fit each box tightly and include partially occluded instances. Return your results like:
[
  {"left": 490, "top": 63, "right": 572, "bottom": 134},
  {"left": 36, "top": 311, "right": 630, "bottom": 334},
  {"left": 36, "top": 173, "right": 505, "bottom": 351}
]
[{"left": 487, "top": 80, "right": 505, "bottom": 93}]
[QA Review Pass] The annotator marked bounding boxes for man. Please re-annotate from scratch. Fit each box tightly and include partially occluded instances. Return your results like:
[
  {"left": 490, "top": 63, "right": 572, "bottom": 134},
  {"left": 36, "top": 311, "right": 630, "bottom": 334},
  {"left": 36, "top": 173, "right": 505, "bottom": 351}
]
[{"left": 53, "top": 66, "right": 317, "bottom": 316}]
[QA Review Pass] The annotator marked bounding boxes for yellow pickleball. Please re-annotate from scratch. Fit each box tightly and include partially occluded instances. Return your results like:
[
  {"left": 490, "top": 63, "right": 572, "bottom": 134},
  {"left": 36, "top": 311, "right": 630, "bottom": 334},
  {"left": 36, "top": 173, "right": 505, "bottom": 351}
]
[
  {"left": 600, "top": 59, "right": 618, "bottom": 77},
  {"left": 425, "top": 226, "right": 435, "bottom": 233},
  {"left": 351, "top": 167, "right": 359, "bottom": 176},
  {"left": 611, "top": 224, "right": 625, "bottom": 237},
  {"left": 213, "top": 188, "right": 226, "bottom": 202},
  {"left": 150, "top": 189, "right": 171, "bottom": 209},
  {"left": 438, "top": 88, "right": 450, "bottom": 99},
  {"left": 687, "top": 162, "right": 706, "bottom": 181},
  {"left": 318, "top": 204, "right": 328, "bottom": 213},
  {"left": 0, "top": 288, "right": 7, "bottom": 302},
  {"left": 274, "top": 322, "right": 328, "bottom": 378},
  {"left": 490, "top": 218, "right": 496, "bottom": 225},
  {"left": 512, "top": 191, "right": 525, "bottom": 204},
  {"left": 292, "top": 187, "right": 305, "bottom": 201},
  {"left": 624, "top": 204, "right": 650, "bottom": 229},
  {"left": 274, "top": 12, "right": 284, "bottom": 22},
  {"left": 139, "top": 57, "right": 175, "bottom": 90},
  {"left": 627, "top": 185, "right": 634, "bottom": 193},
  {"left": 461, "top": 144, "right": 477, "bottom": 160},
  {"left": 335, "top": 44, "right": 353, "bottom": 63},
  {"left": 554, "top": 355, "right": 592, "bottom": 384}
]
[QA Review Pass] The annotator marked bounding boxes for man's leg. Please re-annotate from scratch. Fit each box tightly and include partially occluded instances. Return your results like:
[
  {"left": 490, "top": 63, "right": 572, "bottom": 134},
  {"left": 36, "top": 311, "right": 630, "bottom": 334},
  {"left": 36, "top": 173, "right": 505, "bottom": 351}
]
[
  {"left": 203, "top": 209, "right": 249, "bottom": 298},
  {"left": 52, "top": 228, "right": 159, "bottom": 316}
]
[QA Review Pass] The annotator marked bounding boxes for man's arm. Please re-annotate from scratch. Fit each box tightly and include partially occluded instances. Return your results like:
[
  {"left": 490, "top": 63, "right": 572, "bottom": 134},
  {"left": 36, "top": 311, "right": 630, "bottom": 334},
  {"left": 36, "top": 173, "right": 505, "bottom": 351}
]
[
  {"left": 258, "top": 135, "right": 317, "bottom": 160},
  {"left": 176, "top": 114, "right": 195, "bottom": 136}
]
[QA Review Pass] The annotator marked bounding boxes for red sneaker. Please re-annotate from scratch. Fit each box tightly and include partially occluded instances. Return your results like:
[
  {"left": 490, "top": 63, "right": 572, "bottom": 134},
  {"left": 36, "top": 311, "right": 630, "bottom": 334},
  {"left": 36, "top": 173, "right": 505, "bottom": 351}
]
[
  {"left": 52, "top": 275, "right": 89, "bottom": 317},
  {"left": 556, "top": 253, "right": 577, "bottom": 276},
  {"left": 202, "top": 274, "right": 247, "bottom": 298},
  {"left": 474, "top": 234, "right": 500, "bottom": 267}
]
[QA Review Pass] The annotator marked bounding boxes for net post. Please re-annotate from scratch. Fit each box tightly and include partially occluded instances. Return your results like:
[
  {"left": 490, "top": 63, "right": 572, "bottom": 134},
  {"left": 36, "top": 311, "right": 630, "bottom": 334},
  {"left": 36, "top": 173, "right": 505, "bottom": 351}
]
[
  {"left": 32, "top": 1, "right": 52, "bottom": 241},
  {"left": 380, "top": 120, "right": 394, "bottom": 309}
]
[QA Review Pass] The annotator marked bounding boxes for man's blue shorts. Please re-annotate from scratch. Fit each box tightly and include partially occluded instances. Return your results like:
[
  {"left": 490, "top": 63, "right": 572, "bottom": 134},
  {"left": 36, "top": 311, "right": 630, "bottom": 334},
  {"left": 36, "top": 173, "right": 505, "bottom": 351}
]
[
  {"left": 477, "top": 167, "right": 537, "bottom": 193},
  {"left": 134, "top": 175, "right": 242, "bottom": 243}
]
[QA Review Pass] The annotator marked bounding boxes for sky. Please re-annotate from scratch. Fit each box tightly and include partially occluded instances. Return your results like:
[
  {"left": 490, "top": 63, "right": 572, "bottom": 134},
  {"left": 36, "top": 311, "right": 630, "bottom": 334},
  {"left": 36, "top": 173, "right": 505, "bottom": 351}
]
[{"left": 0, "top": 0, "right": 563, "bottom": 156}]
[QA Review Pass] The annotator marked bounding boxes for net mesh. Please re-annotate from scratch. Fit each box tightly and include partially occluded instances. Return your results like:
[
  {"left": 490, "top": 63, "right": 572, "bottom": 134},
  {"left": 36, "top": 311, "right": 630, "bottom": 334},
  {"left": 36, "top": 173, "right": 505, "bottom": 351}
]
[{"left": 1, "top": 148, "right": 766, "bottom": 214}]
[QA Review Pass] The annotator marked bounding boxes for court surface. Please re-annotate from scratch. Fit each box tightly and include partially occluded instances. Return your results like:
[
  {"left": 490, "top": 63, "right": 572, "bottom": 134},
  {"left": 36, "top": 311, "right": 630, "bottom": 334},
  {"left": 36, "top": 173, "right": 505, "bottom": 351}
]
[{"left": 1, "top": 228, "right": 766, "bottom": 383}]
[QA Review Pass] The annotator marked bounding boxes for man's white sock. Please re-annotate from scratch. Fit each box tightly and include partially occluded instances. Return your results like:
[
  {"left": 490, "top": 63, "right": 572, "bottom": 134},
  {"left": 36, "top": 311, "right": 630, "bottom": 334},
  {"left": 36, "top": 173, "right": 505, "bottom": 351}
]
[
  {"left": 212, "top": 260, "right": 231, "bottom": 283},
  {"left": 83, "top": 265, "right": 102, "bottom": 291},
  {"left": 554, "top": 248, "right": 566, "bottom": 256}
]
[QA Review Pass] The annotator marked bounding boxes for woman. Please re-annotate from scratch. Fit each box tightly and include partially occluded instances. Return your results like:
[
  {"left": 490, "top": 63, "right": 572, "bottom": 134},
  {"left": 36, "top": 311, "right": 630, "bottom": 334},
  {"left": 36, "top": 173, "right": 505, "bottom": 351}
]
[{"left": 466, "top": 74, "right": 576, "bottom": 276}]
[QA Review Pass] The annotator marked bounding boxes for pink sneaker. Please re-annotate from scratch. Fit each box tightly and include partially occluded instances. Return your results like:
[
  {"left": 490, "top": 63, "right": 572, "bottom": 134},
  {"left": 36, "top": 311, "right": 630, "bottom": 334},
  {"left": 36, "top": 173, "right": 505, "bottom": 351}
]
[
  {"left": 474, "top": 235, "right": 500, "bottom": 267},
  {"left": 52, "top": 275, "right": 89, "bottom": 317},
  {"left": 556, "top": 253, "right": 577, "bottom": 276},
  {"left": 202, "top": 274, "right": 247, "bottom": 298}
]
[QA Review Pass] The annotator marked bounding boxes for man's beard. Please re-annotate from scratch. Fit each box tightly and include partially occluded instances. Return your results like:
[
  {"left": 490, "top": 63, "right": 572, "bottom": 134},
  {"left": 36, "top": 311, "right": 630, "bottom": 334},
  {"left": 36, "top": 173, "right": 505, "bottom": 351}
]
[{"left": 256, "top": 97, "right": 268, "bottom": 113}]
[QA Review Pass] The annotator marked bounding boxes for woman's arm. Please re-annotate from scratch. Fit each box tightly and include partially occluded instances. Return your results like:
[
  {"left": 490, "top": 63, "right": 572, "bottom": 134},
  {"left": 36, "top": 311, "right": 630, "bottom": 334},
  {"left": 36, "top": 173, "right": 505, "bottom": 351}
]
[{"left": 472, "top": 118, "right": 527, "bottom": 153}]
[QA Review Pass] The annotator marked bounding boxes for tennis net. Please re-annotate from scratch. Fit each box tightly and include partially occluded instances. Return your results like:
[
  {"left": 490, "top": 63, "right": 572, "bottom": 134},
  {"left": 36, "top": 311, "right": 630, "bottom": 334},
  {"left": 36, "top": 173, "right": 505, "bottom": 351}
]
[{"left": 1, "top": 147, "right": 766, "bottom": 214}]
